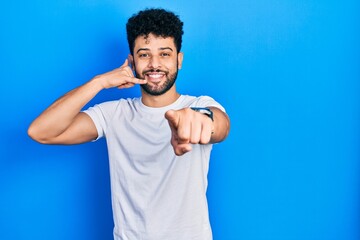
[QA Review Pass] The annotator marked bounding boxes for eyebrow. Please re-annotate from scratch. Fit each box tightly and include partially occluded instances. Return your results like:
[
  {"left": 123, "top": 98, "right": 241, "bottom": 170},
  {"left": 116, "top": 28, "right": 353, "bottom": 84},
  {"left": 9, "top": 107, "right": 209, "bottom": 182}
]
[
  {"left": 136, "top": 48, "right": 149, "bottom": 53},
  {"left": 159, "top": 47, "right": 174, "bottom": 52},
  {"left": 136, "top": 47, "right": 174, "bottom": 54}
]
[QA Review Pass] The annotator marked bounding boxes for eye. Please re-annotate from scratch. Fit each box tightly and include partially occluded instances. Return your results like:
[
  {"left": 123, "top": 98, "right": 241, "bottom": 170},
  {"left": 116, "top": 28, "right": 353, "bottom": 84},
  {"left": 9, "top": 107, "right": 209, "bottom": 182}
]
[
  {"left": 139, "top": 53, "right": 149, "bottom": 58},
  {"left": 160, "top": 52, "right": 171, "bottom": 57}
]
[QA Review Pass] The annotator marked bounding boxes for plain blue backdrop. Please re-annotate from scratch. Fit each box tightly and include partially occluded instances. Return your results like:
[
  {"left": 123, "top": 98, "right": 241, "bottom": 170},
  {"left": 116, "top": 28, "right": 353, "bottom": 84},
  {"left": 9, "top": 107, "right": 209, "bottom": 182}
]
[{"left": 1, "top": 1, "right": 359, "bottom": 239}]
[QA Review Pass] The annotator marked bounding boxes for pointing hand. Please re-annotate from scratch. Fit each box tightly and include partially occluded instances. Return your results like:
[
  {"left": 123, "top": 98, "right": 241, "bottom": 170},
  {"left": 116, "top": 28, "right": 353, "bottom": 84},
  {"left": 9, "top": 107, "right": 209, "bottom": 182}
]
[{"left": 165, "top": 108, "right": 213, "bottom": 156}]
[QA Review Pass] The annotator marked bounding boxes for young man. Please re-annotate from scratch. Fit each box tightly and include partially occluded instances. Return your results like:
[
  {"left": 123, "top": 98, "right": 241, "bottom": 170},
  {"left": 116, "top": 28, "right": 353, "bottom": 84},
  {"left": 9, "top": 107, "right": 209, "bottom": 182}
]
[{"left": 28, "top": 8, "right": 230, "bottom": 240}]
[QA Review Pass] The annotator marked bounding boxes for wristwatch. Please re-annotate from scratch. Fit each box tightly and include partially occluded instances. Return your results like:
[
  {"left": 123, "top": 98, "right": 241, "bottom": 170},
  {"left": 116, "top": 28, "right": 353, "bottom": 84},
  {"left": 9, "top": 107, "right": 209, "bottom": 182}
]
[{"left": 190, "top": 107, "right": 214, "bottom": 121}]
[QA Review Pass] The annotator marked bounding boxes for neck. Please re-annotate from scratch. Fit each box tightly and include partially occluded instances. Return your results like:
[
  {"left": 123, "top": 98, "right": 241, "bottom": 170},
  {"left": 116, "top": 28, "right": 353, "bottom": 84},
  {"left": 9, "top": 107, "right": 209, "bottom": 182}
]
[{"left": 141, "top": 85, "right": 180, "bottom": 108}]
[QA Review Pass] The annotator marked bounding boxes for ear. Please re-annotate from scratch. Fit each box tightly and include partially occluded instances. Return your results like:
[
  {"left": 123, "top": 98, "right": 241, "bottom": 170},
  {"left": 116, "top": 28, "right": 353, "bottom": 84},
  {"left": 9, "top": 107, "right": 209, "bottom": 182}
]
[
  {"left": 128, "top": 54, "right": 135, "bottom": 70},
  {"left": 177, "top": 52, "right": 184, "bottom": 69}
]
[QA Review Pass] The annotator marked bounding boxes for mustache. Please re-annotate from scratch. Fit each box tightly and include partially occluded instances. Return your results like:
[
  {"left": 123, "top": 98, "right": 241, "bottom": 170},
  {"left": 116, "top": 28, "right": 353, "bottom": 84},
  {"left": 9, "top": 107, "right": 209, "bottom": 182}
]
[{"left": 143, "top": 69, "right": 168, "bottom": 74}]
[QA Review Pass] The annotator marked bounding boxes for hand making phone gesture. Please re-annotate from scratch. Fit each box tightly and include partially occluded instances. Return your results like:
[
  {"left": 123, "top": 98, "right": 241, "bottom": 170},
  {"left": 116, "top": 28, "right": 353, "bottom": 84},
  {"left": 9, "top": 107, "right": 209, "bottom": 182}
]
[{"left": 99, "top": 59, "right": 147, "bottom": 89}]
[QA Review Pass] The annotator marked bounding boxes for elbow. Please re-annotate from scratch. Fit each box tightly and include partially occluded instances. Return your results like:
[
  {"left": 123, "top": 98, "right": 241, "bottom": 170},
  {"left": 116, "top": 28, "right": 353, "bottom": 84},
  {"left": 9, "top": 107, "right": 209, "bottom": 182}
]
[{"left": 27, "top": 124, "right": 49, "bottom": 144}]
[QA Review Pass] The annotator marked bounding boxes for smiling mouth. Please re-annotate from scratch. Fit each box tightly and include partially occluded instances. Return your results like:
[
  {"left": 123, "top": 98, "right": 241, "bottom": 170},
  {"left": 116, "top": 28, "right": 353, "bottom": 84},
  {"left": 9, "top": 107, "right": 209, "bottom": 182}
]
[{"left": 145, "top": 71, "right": 166, "bottom": 83}]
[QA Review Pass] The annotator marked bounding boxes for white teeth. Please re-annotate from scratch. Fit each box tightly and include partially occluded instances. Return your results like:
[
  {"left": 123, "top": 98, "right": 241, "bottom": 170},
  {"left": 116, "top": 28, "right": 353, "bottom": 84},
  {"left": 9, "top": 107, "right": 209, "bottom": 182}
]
[{"left": 147, "top": 74, "right": 163, "bottom": 79}]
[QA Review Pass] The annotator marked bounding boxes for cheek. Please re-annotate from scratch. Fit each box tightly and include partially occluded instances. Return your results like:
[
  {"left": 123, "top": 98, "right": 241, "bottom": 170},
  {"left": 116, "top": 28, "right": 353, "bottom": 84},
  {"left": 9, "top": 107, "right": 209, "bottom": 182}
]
[
  {"left": 166, "top": 59, "right": 179, "bottom": 70},
  {"left": 134, "top": 61, "right": 146, "bottom": 73}
]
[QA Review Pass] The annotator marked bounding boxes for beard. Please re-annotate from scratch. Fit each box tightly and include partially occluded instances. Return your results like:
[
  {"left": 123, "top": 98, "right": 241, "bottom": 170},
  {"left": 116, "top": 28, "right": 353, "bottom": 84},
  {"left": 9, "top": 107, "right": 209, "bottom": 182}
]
[{"left": 134, "top": 65, "right": 179, "bottom": 96}]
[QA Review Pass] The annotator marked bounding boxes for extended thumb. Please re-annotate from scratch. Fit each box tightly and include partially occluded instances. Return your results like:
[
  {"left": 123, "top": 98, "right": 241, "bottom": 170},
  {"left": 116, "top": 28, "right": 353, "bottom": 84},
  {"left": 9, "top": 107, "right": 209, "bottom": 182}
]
[{"left": 120, "top": 59, "right": 128, "bottom": 68}]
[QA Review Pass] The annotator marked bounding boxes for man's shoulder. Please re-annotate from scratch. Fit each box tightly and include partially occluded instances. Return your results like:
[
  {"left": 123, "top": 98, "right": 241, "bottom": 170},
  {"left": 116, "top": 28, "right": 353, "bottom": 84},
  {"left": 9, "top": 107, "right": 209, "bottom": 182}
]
[
  {"left": 181, "top": 95, "right": 217, "bottom": 104},
  {"left": 97, "top": 97, "right": 141, "bottom": 107},
  {"left": 181, "top": 95, "right": 225, "bottom": 112},
  {"left": 181, "top": 95, "right": 214, "bottom": 102}
]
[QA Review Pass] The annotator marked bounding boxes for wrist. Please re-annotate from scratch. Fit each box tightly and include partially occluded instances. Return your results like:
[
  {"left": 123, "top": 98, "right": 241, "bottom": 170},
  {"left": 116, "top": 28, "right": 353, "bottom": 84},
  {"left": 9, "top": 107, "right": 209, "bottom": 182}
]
[
  {"left": 190, "top": 107, "right": 214, "bottom": 121},
  {"left": 90, "top": 75, "right": 108, "bottom": 91}
]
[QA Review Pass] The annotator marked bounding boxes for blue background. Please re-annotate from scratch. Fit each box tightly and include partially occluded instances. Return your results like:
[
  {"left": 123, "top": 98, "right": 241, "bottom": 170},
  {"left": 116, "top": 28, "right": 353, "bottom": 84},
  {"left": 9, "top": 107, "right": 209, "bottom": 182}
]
[{"left": 1, "top": 0, "right": 359, "bottom": 239}]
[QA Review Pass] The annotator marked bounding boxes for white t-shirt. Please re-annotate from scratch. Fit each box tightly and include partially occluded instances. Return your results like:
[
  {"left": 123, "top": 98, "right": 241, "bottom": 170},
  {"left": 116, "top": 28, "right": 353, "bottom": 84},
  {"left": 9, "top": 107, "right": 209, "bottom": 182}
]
[{"left": 84, "top": 95, "right": 225, "bottom": 240}]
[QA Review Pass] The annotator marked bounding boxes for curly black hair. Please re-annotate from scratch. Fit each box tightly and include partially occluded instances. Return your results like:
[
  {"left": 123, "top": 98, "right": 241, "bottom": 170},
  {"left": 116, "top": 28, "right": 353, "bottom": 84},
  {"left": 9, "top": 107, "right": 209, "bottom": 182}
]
[{"left": 126, "top": 8, "right": 184, "bottom": 55}]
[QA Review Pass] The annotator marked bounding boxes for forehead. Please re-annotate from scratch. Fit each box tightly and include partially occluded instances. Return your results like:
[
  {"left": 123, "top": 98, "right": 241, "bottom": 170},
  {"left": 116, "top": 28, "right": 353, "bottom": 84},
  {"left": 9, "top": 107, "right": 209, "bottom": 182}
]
[{"left": 134, "top": 33, "right": 176, "bottom": 52}]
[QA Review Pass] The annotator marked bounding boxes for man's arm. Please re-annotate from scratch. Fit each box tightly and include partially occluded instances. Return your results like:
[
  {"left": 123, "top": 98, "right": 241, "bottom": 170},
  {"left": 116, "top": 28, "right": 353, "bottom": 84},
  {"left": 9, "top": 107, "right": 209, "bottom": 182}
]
[
  {"left": 208, "top": 107, "right": 230, "bottom": 143},
  {"left": 28, "top": 59, "right": 147, "bottom": 145},
  {"left": 165, "top": 107, "right": 230, "bottom": 156}
]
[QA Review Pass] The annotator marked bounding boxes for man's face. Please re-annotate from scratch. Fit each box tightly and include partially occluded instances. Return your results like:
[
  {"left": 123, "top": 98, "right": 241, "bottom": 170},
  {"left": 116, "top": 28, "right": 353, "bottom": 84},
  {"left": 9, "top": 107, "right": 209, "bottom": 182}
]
[{"left": 130, "top": 33, "right": 183, "bottom": 96}]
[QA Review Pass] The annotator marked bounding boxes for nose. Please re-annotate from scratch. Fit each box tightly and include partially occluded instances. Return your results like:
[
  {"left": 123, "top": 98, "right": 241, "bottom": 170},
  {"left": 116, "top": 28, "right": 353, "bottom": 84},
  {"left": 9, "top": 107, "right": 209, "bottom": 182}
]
[{"left": 148, "top": 56, "right": 160, "bottom": 69}]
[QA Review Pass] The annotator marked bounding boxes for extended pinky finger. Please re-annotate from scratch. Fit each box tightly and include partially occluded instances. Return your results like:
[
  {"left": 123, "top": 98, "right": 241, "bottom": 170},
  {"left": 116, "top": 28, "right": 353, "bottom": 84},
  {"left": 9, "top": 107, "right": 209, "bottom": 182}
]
[
  {"left": 118, "top": 83, "right": 135, "bottom": 89},
  {"left": 128, "top": 76, "right": 147, "bottom": 85}
]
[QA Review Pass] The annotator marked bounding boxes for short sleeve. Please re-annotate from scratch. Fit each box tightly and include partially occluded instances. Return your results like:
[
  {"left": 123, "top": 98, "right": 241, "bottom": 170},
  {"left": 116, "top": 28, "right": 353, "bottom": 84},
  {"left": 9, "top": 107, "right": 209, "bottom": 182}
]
[
  {"left": 190, "top": 96, "right": 226, "bottom": 113},
  {"left": 82, "top": 101, "right": 118, "bottom": 141}
]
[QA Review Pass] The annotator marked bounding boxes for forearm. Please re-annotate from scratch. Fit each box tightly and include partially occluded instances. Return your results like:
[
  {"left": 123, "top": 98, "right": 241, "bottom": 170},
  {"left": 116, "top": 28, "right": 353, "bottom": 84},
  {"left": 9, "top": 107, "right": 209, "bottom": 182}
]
[
  {"left": 28, "top": 77, "right": 104, "bottom": 142},
  {"left": 209, "top": 107, "right": 230, "bottom": 143}
]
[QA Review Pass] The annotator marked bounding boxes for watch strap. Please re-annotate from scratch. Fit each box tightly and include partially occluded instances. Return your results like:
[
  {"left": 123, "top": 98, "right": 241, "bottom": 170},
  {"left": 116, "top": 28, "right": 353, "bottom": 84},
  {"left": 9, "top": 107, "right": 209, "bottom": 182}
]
[{"left": 190, "top": 107, "right": 214, "bottom": 121}]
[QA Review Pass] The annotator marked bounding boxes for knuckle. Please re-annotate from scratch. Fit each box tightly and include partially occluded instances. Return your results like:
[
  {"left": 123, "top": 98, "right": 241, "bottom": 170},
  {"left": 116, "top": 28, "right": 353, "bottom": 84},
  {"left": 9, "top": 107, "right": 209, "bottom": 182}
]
[
  {"left": 178, "top": 134, "right": 189, "bottom": 142},
  {"left": 200, "top": 135, "right": 211, "bottom": 144},
  {"left": 177, "top": 128, "right": 188, "bottom": 140},
  {"left": 190, "top": 135, "right": 200, "bottom": 144}
]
